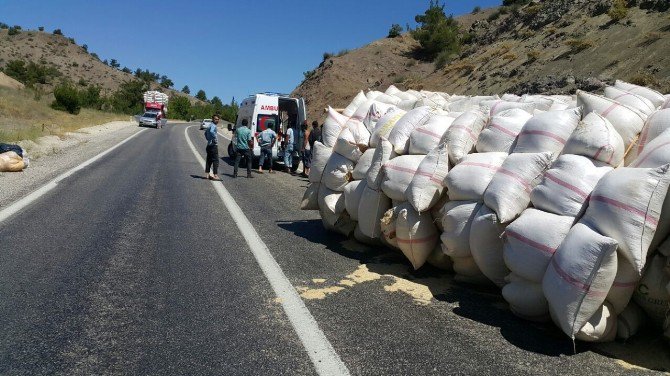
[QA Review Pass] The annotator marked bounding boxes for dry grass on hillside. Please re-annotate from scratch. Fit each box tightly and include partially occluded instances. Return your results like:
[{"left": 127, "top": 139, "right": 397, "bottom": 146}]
[{"left": 0, "top": 87, "right": 127, "bottom": 142}]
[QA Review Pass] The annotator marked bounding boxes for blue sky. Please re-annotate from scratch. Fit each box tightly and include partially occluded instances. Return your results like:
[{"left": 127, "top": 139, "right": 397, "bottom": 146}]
[{"left": 0, "top": 0, "right": 501, "bottom": 103}]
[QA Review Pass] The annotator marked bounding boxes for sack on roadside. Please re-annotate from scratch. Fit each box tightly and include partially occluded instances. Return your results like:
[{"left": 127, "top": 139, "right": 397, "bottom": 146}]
[
  {"left": 446, "top": 152, "right": 507, "bottom": 201},
  {"left": 380, "top": 155, "right": 426, "bottom": 201},
  {"left": 352, "top": 148, "right": 375, "bottom": 180},
  {"left": 409, "top": 115, "right": 454, "bottom": 155},
  {"left": 301, "top": 183, "right": 320, "bottom": 210},
  {"left": 0, "top": 151, "right": 25, "bottom": 172},
  {"left": 470, "top": 204, "right": 509, "bottom": 287},
  {"left": 543, "top": 223, "right": 619, "bottom": 339},
  {"left": 614, "top": 80, "right": 667, "bottom": 108},
  {"left": 344, "top": 180, "right": 367, "bottom": 221},
  {"left": 406, "top": 143, "right": 449, "bottom": 212},
  {"left": 512, "top": 107, "right": 581, "bottom": 156},
  {"left": 574, "top": 302, "right": 617, "bottom": 343},
  {"left": 322, "top": 152, "right": 355, "bottom": 191},
  {"left": 309, "top": 141, "right": 333, "bottom": 183},
  {"left": 483, "top": 152, "right": 553, "bottom": 224},
  {"left": 396, "top": 205, "right": 439, "bottom": 270},
  {"left": 502, "top": 273, "right": 550, "bottom": 322},
  {"left": 476, "top": 108, "right": 532, "bottom": 153},
  {"left": 561, "top": 112, "right": 624, "bottom": 167},
  {"left": 441, "top": 109, "right": 488, "bottom": 165}
]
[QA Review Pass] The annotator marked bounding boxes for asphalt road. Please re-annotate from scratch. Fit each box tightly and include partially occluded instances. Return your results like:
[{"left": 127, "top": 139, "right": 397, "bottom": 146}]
[{"left": 0, "top": 122, "right": 667, "bottom": 375}]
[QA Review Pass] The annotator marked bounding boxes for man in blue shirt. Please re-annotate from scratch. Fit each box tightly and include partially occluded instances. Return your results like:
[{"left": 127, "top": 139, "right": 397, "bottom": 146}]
[
  {"left": 204, "top": 114, "right": 220, "bottom": 180},
  {"left": 234, "top": 118, "right": 254, "bottom": 178},
  {"left": 257, "top": 121, "right": 277, "bottom": 174}
]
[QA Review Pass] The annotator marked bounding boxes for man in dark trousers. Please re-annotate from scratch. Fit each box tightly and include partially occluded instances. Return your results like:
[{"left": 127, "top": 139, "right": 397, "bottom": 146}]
[
  {"left": 234, "top": 118, "right": 254, "bottom": 178},
  {"left": 204, "top": 114, "right": 221, "bottom": 180}
]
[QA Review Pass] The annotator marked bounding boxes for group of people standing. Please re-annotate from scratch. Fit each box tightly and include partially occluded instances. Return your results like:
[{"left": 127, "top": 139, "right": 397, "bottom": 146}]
[{"left": 203, "top": 115, "right": 322, "bottom": 180}]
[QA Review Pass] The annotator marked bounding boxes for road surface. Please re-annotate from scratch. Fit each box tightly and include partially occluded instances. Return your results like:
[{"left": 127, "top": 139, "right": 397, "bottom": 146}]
[{"left": 0, "top": 122, "right": 666, "bottom": 375}]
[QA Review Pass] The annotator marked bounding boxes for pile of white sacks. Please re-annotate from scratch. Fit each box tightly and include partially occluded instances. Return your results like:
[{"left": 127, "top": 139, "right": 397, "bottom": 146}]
[{"left": 301, "top": 81, "right": 670, "bottom": 343}]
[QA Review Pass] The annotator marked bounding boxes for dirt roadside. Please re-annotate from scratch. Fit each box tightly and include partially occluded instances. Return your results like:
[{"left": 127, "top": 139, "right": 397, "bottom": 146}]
[{"left": 0, "top": 120, "right": 148, "bottom": 209}]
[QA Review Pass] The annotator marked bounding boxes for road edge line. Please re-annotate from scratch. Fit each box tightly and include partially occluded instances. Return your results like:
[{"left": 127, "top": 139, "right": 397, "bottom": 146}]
[
  {"left": 184, "top": 126, "right": 350, "bottom": 376},
  {"left": 0, "top": 128, "right": 147, "bottom": 224}
]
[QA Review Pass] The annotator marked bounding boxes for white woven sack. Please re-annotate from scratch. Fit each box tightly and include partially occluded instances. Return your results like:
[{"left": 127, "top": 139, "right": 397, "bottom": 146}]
[
  {"left": 470, "top": 205, "right": 509, "bottom": 287},
  {"left": 357, "top": 185, "right": 392, "bottom": 239},
  {"left": 543, "top": 223, "right": 619, "bottom": 339},
  {"left": 415, "top": 94, "right": 447, "bottom": 109},
  {"left": 616, "top": 302, "right": 645, "bottom": 340},
  {"left": 344, "top": 180, "right": 367, "bottom": 221},
  {"left": 426, "top": 244, "right": 454, "bottom": 271},
  {"left": 614, "top": 80, "right": 666, "bottom": 108},
  {"left": 606, "top": 254, "right": 640, "bottom": 314},
  {"left": 397, "top": 99, "right": 418, "bottom": 111},
  {"left": 394, "top": 91, "right": 418, "bottom": 101},
  {"left": 442, "top": 109, "right": 488, "bottom": 164},
  {"left": 530, "top": 154, "right": 613, "bottom": 217},
  {"left": 352, "top": 148, "right": 375, "bottom": 180},
  {"left": 319, "top": 206, "right": 355, "bottom": 237},
  {"left": 501, "top": 93, "right": 521, "bottom": 102},
  {"left": 318, "top": 184, "right": 346, "bottom": 216},
  {"left": 447, "top": 98, "right": 479, "bottom": 112},
  {"left": 446, "top": 152, "right": 507, "bottom": 201},
  {"left": 323, "top": 107, "right": 349, "bottom": 147},
  {"left": 351, "top": 98, "right": 378, "bottom": 122},
  {"left": 561, "top": 112, "right": 624, "bottom": 167},
  {"left": 380, "top": 206, "right": 401, "bottom": 249},
  {"left": 482, "top": 100, "right": 537, "bottom": 117},
  {"left": 301, "top": 183, "right": 320, "bottom": 210},
  {"left": 452, "top": 256, "right": 490, "bottom": 285},
  {"left": 343, "top": 118, "right": 371, "bottom": 146},
  {"left": 322, "top": 152, "right": 354, "bottom": 192},
  {"left": 353, "top": 223, "right": 381, "bottom": 246},
  {"left": 483, "top": 152, "right": 553, "bottom": 224},
  {"left": 502, "top": 273, "right": 550, "bottom": 322},
  {"left": 576, "top": 90, "right": 646, "bottom": 151},
  {"left": 406, "top": 143, "right": 449, "bottom": 212},
  {"left": 366, "top": 91, "right": 383, "bottom": 101},
  {"left": 309, "top": 142, "right": 333, "bottom": 183},
  {"left": 632, "top": 129, "right": 670, "bottom": 168},
  {"left": 333, "top": 127, "right": 364, "bottom": 162},
  {"left": 636, "top": 109, "right": 670, "bottom": 155},
  {"left": 441, "top": 201, "right": 482, "bottom": 259},
  {"left": 388, "top": 106, "right": 437, "bottom": 155},
  {"left": 664, "top": 97, "right": 670, "bottom": 109},
  {"left": 370, "top": 108, "right": 407, "bottom": 148},
  {"left": 396, "top": 205, "right": 439, "bottom": 270},
  {"left": 503, "top": 208, "right": 574, "bottom": 283},
  {"left": 343, "top": 91, "right": 368, "bottom": 117},
  {"left": 580, "top": 164, "right": 670, "bottom": 274},
  {"left": 409, "top": 115, "right": 454, "bottom": 155},
  {"left": 380, "top": 155, "right": 426, "bottom": 201},
  {"left": 363, "top": 102, "right": 397, "bottom": 132},
  {"left": 520, "top": 95, "right": 554, "bottom": 111},
  {"left": 476, "top": 108, "right": 532, "bottom": 153},
  {"left": 430, "top": 193, "right": 449, "bottom": 232},
  {"left": 604, "top": 86, "right": 656, "bottom": 116},
  {"left": 385, "top": 85, "right": 401, "bottom": 96},
  {"left": 513, "top": 108, "right": 581, "bottom": 156},
  {"left": 575, "top": 302, "right": 617, "bottom": 343},
  {"left": 632, "top": 254, "right": 670, "bottom": 328},
  {"left": 373, "top": 93, "right": 402, "bottom": 106},
  {"left": 366, "top": 138, "right": 394, "bottom": 190}
]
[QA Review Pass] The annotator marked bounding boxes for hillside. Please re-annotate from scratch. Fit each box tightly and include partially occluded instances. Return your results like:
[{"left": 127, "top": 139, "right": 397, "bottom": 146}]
[
  {"left": 292, "top": 1, "right": 670, "bottom": 121},
  {"left": 0, "top": 28, "right": 192, "bottom": 101}
]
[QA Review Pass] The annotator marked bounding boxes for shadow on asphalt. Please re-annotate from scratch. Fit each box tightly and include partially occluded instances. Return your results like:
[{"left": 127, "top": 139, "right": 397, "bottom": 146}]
[{"left": 276, "top": 219, "right": 625, "bottom": 359}]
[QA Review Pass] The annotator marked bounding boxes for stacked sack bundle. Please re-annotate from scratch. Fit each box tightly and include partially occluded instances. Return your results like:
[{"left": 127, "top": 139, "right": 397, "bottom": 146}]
[
  {"left": 302, "top": 82, "right": 670, "bottom": 344},
  {"left": 0, "top": 143, "right": 28, "bottom": 172}
]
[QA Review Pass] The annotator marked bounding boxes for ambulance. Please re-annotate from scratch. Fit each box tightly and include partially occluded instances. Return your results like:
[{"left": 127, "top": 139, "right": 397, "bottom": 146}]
[{"left": 228, "top": 92, "right": 306, "bottom": 170}]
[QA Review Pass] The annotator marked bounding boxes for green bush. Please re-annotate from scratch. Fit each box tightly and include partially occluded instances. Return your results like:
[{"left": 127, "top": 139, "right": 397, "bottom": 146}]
[
  {"left": 53, "top": 28, "right": 63, "bottom": 35},
  {"left": 503, "top": 0, "right": 530, "bottom": 5},
  {"left": 434, "top": 50, "right": 453, "bottom": 69},
  {"left": 608, "top": 0, "right": 628, "bottom": 21},
  {"left": 7, "top": 27, "right": 19, "bottom": 36},
  {"left": 303, "top": 70, "right": 316, "bottom": 80},
  {"left": 52, "top": 84, "right": 82, "bottom": 114},
  {"left": 195, "top": 90, "right": 207, "bottom": 101},
  {"left": 38, "top": 26, "right": 44, "bottom": 31},
  {"left": 472, "top": 6, "right": 481, "bottom": 13},
  {"left": 3, "top": 60, "right": 61, "bottom": 86},
  {"left": 169, "top": 95, "right": 191, "bottom": 120},
  {"left": 323, "top": 52, "right": 333, "bottom": 61},
  {"left": 388, "top": 24, "right": 403, "bottom": 38},
  {"left": 110, "top": 80, "right": 147, "bottom": 114},
  {"left": 0, "top": 23, "right": 8, "bottom": 29},
  {"left": 411, "top": 0, "right": 461, "bottom": 61},
  {"left": 79, "top": 85, "right": 102, "bottom": 109}
]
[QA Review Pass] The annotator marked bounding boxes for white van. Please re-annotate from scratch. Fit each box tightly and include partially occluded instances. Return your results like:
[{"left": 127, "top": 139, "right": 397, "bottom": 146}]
[{"left": 227, "top": 92, "right": 306, "bottom": 170}]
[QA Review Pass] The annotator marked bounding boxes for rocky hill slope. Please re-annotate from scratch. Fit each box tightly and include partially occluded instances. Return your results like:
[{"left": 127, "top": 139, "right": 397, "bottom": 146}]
[
  {"left": 0, "top": 28, "right": 191, "bottom": 100},
  {"left": 293, "top": 1, "right": 670, "bottom": 121}
]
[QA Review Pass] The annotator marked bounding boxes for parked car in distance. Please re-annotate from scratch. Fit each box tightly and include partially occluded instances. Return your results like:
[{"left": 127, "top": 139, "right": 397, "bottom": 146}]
[
  {"left": 200, "top": 119, "right": 212, "bottom": 130},
  {"left": 139, "top": 112, "right": 161, "bottom": 128}
]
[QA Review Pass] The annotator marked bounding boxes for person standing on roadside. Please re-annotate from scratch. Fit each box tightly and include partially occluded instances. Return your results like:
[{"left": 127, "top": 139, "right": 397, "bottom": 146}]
[
  {"left": 234, "top": 118, "right": 254, "bottom": 178},
  {"left": 300, "top": 121, "right": 311, "bottom": 178},
  {"left": 258, "top": 121, "right": 277, "bottom": 174},
  {"left": 283, "top": 122, "right": 295, "bottom": 174},
  {"left": 204, "top": 114, "right": 220, "bottom": 180},
  {"left": 303, "top": 120, "right": 321, "bottom": 177}
]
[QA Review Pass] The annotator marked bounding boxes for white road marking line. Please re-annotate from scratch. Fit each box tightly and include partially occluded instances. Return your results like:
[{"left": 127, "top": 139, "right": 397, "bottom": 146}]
[
  {"left": 0, "top": 129, "right": 147, "bottom": 224},
  {"left": 184, "top": 126, "right": 350, "bottom": 376},
  {"left": 217, "top": 131, "right": 231, "bottom": 141}
]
